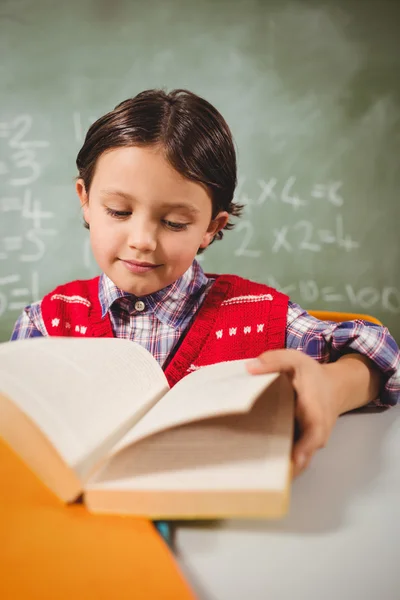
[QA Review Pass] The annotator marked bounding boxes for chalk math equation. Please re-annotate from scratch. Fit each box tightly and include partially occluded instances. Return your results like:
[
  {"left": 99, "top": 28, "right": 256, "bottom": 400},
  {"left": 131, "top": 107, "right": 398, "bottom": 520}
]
[
  {"left": 0, "top": 115, "right": 56, "bottom": 317},
  {"left": 231, "top": 176, "right": 359, "bottom": 258}
]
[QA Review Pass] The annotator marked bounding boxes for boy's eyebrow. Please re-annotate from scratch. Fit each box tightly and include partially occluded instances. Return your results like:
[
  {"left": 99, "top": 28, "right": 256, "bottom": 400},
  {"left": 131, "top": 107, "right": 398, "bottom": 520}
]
[
  {"left": 100, "top": 189, "right": 135, "bottom": 201},
  {"left": 100, "top": 189, "right": 201, "bottom": 215},
  {"left": 160, "top": 202, "right": 201, "bottom": 215}
]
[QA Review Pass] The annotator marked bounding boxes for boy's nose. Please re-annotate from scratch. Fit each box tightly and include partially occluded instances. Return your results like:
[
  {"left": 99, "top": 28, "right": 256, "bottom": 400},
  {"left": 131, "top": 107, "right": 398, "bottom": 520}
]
[{"left": 127, "top": 220, "right": 157, "bottom": 253}]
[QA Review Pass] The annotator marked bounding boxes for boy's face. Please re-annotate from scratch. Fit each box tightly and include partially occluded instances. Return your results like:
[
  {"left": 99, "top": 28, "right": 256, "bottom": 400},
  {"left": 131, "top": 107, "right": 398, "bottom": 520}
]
[{"left": 76, "top": 146, "right": 228, "bottom": 297}]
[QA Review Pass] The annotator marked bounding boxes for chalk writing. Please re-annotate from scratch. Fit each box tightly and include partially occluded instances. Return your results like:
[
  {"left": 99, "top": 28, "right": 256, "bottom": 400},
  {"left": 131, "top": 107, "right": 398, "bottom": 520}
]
[
  {"left": 19, "top": 229, "right": 57, "bottom": 262},
  {"left": 253, "top": 177, "right": 345, "bottom": 208},
  {"left": 0, "top": 115, "right": 49, "bottom": 186},
  {"left": 256, "top": 176, "right": 306, "bottom": 209},
  {"left": 272, "top": 215, "right": 359, "bottom": 253},
  {"left": 21, "top": 188, "right": 54, "bottom": 227},
  {"left": 266, "top": 276, "right": 400, "bottom": 314},
  {"left": 0, "top": 115, "right": 57, "bottom": 322},
  {"left": 311, "top": 181, "right": 343, "bottom": 206},
  {"left": 0, "top": 272, "right": 39, "bottom": 316},
  {"left": 1, "top": 196, "right": 23, "bottom": 211},
  {"left": 73, "top": 112, "right": 97, "bottom": 144},
  {"left": 0, "top": 189, "right": 57, "bottom": 262},
  {"left": 234, "top": 221, "right": 262, "bottom": 258}
]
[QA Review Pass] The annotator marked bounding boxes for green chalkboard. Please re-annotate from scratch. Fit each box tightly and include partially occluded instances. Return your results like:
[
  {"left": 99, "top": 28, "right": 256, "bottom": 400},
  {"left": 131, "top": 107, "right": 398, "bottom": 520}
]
[{"left": 1, "top": 0, "right": 400, "bottom": 342}]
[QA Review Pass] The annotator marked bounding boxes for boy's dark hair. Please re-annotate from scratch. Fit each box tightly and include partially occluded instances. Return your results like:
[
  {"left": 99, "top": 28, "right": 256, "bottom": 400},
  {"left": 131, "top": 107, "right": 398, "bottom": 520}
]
[{"left": 76, "top": 88, "right": 243, "bottom": 252}]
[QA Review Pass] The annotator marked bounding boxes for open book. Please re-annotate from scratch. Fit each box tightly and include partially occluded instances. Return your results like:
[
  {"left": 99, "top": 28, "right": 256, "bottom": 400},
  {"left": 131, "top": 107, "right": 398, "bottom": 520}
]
[{"left": 0, "top": 337, "right": 295, "bottom": 519}]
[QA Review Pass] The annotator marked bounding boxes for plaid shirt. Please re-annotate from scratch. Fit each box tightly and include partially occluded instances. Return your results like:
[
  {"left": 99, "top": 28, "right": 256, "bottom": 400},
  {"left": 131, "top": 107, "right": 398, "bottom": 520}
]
[{"left": 10, "top": 261, "right": 400, "bottom": 406}]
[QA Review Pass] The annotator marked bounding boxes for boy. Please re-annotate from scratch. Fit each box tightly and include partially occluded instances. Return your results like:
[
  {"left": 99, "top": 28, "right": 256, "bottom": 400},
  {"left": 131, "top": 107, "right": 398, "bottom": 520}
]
[{"left": 11, "top": 89, "right": 400, "bottom": 476}]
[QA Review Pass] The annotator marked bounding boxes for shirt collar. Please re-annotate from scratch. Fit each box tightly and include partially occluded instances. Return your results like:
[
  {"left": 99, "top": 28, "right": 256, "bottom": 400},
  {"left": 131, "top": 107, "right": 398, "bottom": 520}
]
[{"left": 98, "top": 260, "right": 210, "bottom": 328}]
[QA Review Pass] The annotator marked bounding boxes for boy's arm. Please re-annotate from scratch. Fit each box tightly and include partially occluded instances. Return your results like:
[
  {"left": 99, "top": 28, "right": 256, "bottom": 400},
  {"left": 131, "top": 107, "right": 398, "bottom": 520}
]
[
  {"left": 286, "top": 301, "right": 400, "bottom": 407},
  {"left": 247, "top": 302, "right": 400, "bottom": 476},
  {"left": 322, "top": 353, "right": 382, "bottom": 414},
  {"left": 10, "top": 303, "right": 44, "bottom": 340},
  {"left": 247, "top": 349, "right": 397, "bottom": 477}
]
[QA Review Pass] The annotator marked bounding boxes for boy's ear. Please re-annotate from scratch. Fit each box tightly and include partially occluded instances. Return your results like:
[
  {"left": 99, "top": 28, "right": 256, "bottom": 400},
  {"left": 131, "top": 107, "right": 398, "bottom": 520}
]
[
  {"left": 200, "top": 211, "right": 229, "bottom": 249},
  {"left": 76, "top": 179, "right": 90, "bottom": 224}
]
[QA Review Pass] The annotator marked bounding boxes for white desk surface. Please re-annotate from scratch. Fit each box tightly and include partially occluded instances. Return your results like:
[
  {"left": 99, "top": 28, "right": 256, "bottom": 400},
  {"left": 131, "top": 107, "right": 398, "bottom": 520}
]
[{"left": 175, "top": 407, "right": 400, "bottom": 600}]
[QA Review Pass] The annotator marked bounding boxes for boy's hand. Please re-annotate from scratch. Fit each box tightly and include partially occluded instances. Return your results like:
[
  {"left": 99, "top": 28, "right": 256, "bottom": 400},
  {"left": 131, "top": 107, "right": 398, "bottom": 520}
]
[{"left": 247, "top": 349, "right": 342, "bottom": 477}]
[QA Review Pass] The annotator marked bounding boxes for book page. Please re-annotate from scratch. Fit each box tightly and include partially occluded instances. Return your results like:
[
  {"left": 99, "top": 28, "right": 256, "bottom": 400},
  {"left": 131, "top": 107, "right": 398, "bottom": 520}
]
[
  {"left": 87, "top": 375, "right": 294, "bottom": 497},
  {"left": 110, "top": 360, "right": 281, "bottom": 455},
  {"left": 0, "top": 338, "right": 169, "bottom": 476}
]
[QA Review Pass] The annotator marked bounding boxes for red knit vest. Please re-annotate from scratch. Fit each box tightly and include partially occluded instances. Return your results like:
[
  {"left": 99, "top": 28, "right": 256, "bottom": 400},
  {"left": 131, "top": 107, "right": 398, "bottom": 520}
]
[{"left": 41, "top": 275, "right": 288, "bottom": 387}]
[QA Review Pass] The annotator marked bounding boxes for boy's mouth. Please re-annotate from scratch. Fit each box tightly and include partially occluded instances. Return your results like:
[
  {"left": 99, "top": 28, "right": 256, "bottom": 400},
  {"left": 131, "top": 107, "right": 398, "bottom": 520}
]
[{"left": 120, "top": 259, "right": 160, "bottom": 274}]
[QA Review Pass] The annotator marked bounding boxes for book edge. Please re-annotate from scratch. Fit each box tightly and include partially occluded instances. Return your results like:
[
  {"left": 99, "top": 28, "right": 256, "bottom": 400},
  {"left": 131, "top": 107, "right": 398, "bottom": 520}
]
[{"left": 0, "top": 391, "right": 82, "bottom": 502}]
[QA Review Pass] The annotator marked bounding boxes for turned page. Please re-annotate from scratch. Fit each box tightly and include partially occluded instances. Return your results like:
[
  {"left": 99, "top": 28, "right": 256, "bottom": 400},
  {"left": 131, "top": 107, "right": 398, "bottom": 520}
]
[
  {"left": 108, "top": 359, "right": 283, "bottom": 455},
  {"left": 87, "top": 373, "right": 295, "bottom": 503},
  {"left": 0, "top": 337, "right": 169, "bottom": 477}
]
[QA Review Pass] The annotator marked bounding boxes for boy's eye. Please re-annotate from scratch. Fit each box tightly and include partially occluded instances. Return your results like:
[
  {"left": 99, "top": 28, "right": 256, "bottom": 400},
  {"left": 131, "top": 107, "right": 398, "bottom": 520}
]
[
  {"left": 162, "top": 220, "right": 189, "bottom": 231},
  {"left": 105, "top": 207, "right": 131, "bottom": 219}
]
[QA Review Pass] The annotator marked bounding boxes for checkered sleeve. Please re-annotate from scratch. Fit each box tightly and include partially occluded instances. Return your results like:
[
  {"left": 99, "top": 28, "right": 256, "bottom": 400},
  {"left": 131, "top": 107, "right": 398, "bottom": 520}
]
[
  {"left": 286, "top": 301, "right": 400, "bottom": 407},
  {"left": 10, "top": 302, "right": 45, "bottom": 340}
]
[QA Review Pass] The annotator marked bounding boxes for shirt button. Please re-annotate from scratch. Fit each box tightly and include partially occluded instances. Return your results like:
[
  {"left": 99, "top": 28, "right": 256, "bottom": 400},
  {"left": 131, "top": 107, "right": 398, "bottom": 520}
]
[{"left": 135, "top": 300, "right": 145, "bottom": 312}]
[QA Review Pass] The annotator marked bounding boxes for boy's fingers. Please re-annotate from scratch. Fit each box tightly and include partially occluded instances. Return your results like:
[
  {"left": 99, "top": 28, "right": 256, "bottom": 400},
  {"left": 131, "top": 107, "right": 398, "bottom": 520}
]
[
  {"left": 247, "top": 349, "right": 302, "bottom": 374},
  {"left": 292, "top": 436, "right": 315, "bottom": 476},
  {"left": 247, "top": 350, "right": 330, "bottom": 477},
  {"left": 292, "top": 452, "right": 312, "bottom": 477},
  {"left": 293, "top": 417, "right": 327, "bottom": 475}
]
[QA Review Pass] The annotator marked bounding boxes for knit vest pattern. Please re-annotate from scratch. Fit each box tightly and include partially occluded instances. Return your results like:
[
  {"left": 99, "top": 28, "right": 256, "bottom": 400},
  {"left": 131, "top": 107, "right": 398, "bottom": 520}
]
[{"left": 41, "top": 275, "right": 288, "bottom": 388}]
